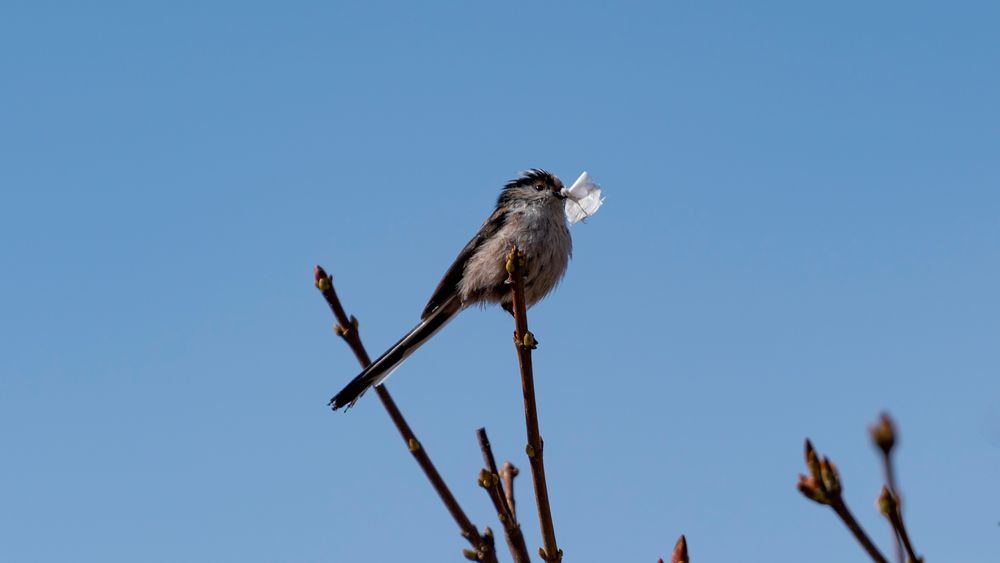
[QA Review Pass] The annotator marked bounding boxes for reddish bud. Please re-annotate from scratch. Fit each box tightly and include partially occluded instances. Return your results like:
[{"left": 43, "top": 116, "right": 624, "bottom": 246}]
[
  {"left": 804, "top": 439, "right": 822, "bottom": 481},
  {"left": 877, "top": 485, "right": 898, "bottom": 518},
  {"left": 314, "top": 265, "right": 332, "bottom": 291},
  {"left": 819, "top": 457, "right": 841, "bottom": 496},
  {"left": 501, "top": 461, "right": 519, "bottom": 478},
  {"left": 869, "top": 412, "right": 896, "bottom": 455},
  {"left": 797, "top": 474, "right": 829, "bottom": 505},
  {"left": 671, "top": 534, "right": 688, "bottom": 563},
  {"left": 314, "top": 265, "right": 326, "bottom": 281}
]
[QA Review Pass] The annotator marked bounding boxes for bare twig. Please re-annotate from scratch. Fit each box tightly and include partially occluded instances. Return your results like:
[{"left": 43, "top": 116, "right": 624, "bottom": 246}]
[
  {"left": 506, "top": 247, "right": 562, "bottom": 562},
  {"left": 870, "top": 413, "right": 904, "bottom": 563},
  {"left": 500, "top": 461, "right": 520, "bottom": 520},
  {"left": 879, "top": 487, "right": 923, "bottom": 563},
  {"left": 830, "top": 497, "right": 889, "bottom": 563},
  {"left": 477, "top": 428, "right": 531, "bottom": 563},
  {"left": 314, "top": 265, "right": 497, "bottom": 563},
  {"left": 477, "top": 427, "right": 503, "bottom": 477},
  {"left": 797, "top": 439, "right": 889, "bottom": 563}
]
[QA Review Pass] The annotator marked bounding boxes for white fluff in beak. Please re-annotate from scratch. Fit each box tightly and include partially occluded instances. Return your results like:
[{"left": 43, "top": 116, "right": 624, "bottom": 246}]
[{"left": 561, "top": 171, "right": 604, "bottom": 224}]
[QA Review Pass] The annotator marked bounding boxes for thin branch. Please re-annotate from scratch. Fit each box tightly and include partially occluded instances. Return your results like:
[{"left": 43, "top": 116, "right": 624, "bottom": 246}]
[
  {"left": 879, "top": 487, "right": 923, "bottom": 563},
  {"left": 871, "top": 413, "right": 904, "bottom": 563},
  {"left": 477, "top": 428, "right": 531, "bottom": 563},
  {"left": 830, "top": 498, "right": 890, "bottom": 563},
  {"left": 500, "top": 461, "right": 519, "bottom": 520},
  {"left": 879, "top": 451, "right": 904, "bottom": 563},
  {"left": 477, "top": 427, "right": 503, "bottom": 477},
  {"left": 880, "top": 448, "right": 901, "bottom": 508},
  {"left": 894, "top": 512, "right": 921, "bottom": 563},
  {"left": 314, "top": 265, "right": 497, "bottom": 563},
  {"left": 797, "top": 439, "right": 889, "bottom": 563},
  {"left": 506, "top": 247, "right": 562, "bottom": 562}
]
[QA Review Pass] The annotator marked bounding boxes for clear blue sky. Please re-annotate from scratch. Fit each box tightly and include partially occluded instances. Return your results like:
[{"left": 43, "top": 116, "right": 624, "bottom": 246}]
[{"left": 2, "top": 2, "right": 998, "bottom": 562}]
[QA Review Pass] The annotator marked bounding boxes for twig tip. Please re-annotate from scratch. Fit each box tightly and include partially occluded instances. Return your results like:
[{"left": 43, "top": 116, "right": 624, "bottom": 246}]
[
  {"left": 869, "top": 412, "right": 897, "bottom": 455},
  {"left": 671, "top": 534, "right": 689, "bottom": 563}
]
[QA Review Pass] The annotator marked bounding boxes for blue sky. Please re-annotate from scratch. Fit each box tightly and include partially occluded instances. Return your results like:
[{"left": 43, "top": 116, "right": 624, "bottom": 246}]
[{"left": 2, "top": 2, "right": 998, "bottom": 561}]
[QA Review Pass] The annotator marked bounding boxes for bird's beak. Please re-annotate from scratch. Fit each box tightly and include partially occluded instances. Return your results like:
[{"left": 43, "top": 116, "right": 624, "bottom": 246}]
[{"left": 555, "top": 188, "right": 568, "bottom": 200}]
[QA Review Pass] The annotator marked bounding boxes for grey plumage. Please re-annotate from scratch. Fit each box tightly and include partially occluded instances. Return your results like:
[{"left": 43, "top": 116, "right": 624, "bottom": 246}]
[{"left": 329, "top": 169, "right": 573, "bottom": 410}]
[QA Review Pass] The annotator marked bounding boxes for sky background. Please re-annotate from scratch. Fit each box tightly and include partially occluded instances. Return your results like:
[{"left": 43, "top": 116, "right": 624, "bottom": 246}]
[{"left": 2, "top": 1, "right": 999, "bottom": 562}]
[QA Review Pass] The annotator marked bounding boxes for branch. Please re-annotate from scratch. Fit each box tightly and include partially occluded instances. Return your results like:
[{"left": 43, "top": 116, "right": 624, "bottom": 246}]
[
  {"left": 797, "top": 439, "right": 889, "bottom": 563},
  {"left": 870, "top": 413, "right": 904, "bottom": 563},
  {"left": 500, "top": 461, "right": 519, "bottom": 521},
  {"left": 830, "top": 497, "right": 889, "bottom": 563},
  {"left": 879, "top": 487, "right": 923, "bottom": 563},
  {"left": 506, "top": 247, "right": 562, "bottom": 562},
  {"left": 477, "top": 428, "right": 531, "bottom": 563},
  {"left": 314, "top": 265, "right": 497, "bottom": 563}
]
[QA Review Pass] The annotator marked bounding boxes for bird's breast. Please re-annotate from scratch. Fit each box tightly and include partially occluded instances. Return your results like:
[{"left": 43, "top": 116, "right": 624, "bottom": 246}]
[
  {"left": 511, "top": 208, "right": 572, "bottom": 306},
  {"left": 459, "top": 206, "right": 571, "bottom": 307}
]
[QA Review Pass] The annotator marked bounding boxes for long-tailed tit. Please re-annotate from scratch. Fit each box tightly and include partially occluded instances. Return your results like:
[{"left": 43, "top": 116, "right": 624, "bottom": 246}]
[{"left": 329, "top": 169, "right": 573, "bottom": 410}]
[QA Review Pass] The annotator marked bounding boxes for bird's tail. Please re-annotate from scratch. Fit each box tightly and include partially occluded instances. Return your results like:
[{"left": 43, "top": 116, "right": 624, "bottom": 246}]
[{"left": 329, "top": 296, "right": 462, "bottom": 410}]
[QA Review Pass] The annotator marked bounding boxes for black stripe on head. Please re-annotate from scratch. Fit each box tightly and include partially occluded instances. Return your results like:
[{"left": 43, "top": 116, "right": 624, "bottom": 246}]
[
  {"left": 504, "top": 169, "right": 557, "bottom": 190},
  {"left": 497, "top": 169, "right": 562, "bottom": 207}
]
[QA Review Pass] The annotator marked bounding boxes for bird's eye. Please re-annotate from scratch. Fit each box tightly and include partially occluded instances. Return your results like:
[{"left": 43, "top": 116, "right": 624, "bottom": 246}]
[{"left": 534, "top": 184, "right": 545, "bottom": 191}]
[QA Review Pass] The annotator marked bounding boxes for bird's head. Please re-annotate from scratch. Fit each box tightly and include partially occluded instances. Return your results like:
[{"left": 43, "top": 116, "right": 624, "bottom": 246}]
[{"left": 497, "top": 169, "right": 566, "bottom": 209}]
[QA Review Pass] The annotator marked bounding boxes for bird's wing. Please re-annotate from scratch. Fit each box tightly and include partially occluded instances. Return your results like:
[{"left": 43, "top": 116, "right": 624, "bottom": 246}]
[{"left": 421, "top": 206, "right": 508, "bottom": 320}]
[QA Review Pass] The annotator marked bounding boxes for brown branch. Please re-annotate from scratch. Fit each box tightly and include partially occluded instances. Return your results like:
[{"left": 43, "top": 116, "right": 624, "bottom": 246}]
[
  {"left": 830, "top": 497, "right": 890, "bottom": 563},
  {"left": 879, "top": 487, "right": 923, "bottom": 563},
  {"left": 797, "top": 439, "right": 889, "bottom": 563},
  {"left": 880, "top": 450, "right": 904, "bottom": 563},
  {"left": 477, "top": 428, "right": 531, "bottom": 563},
  {"left": 506, "top": 247, "right": 562, "bottom": 562},
  {"left": 870, "top": 413, "right": 904, "bottom": 563},
  {"left": 500, "top": 461, "right": 519, "bottom": 520},
  {"left": 477, "top": 427, "right": 503, "bottom": 477},
  {"left": 314, "top": 265, "right": 497, "bottom": 563},
  {"left": 894, "top": 514, "right": 921, "bottom": 563}
]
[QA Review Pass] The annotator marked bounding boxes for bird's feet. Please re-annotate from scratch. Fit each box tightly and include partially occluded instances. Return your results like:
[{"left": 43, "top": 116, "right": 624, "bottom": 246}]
[{"left": 513, "top": 330, "right": 538, "bottom": 349}]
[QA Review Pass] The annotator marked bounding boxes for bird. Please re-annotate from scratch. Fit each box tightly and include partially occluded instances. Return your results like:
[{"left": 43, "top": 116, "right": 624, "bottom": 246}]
[{"left": 329, "top": 169, "right": 573, "bottom": 410}]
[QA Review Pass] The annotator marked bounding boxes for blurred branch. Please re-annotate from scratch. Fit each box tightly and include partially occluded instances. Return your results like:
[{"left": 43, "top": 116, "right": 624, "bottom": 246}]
[
  {"left": 878, "top": 487, "right": 923, "bottom": 563},
  {"left": 870, "top": 413, "right": 905, "bottom": 563},
  {"left": 314, "top": 265, "right": 497, "bottom": 563},
  {"left": 477, "top": 428, "right": 531, "bottom": 563},
  {"left": 797, "top": 439, "right": 889, "bottom": 563},
  {"left": 506, "top": 247, "right": 562, "bottom": 562}
]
